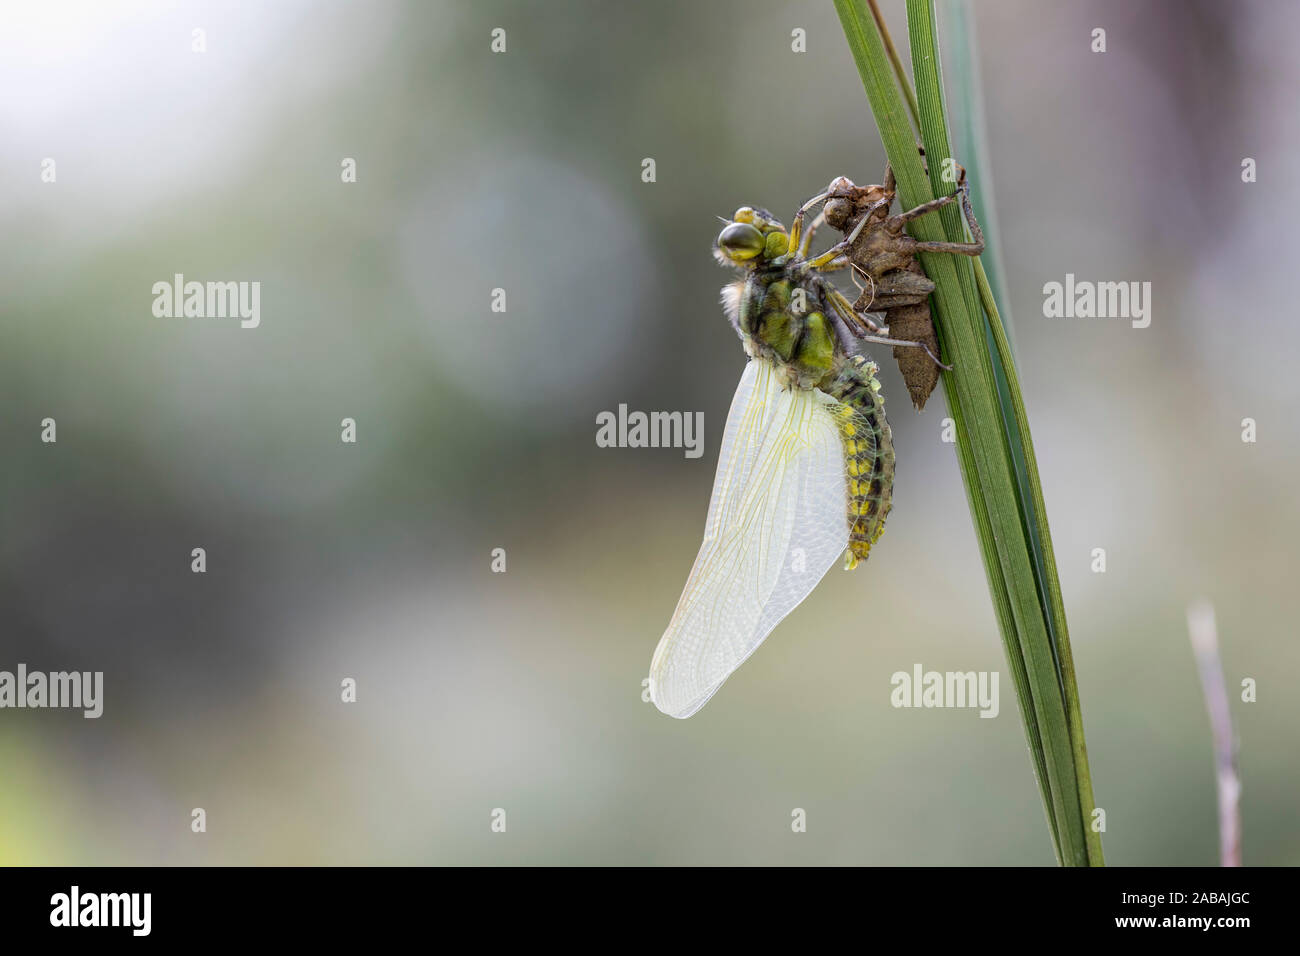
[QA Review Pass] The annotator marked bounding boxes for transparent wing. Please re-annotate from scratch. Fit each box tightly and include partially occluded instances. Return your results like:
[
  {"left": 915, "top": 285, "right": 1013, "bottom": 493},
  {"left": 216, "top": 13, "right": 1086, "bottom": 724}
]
[{"left": 649, "top": 357, "right": 850, "bottom": 718}]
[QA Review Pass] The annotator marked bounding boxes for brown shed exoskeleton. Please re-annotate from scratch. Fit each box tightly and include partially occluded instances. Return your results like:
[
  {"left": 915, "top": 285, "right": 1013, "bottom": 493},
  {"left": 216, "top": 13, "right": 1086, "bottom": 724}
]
[{"left": 820, "top": 162, "right": 985, "bottom": 410}]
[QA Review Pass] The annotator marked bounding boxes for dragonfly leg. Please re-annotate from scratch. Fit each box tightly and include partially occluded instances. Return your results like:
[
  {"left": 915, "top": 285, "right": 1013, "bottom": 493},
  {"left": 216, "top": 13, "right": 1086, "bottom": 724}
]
[
  {"left": 827, "top": 289, "right": 950, "bottom": 369},
  {"left": 810, "top": 252, "right": 850, "bottom": 273},
  {"left": 827, "top": 288, "right": 886, "bottom": 334},
  {"left": 854, "top": 331, "right": 952, "bottom": 370},
  {"left": 896, "top": 192, "right": 957, "bottom": 224},
  {"left": 785, "top": 191, "right": 829, "bottom": 260},
  {"left": 796, "top": 209, "right": 826, "bottom": 259},
  {"left": 899, "top": 177, "right": 984, "bottom": 256}
]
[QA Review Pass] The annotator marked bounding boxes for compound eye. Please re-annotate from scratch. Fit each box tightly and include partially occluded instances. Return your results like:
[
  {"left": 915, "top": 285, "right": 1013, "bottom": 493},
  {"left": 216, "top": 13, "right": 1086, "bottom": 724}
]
[{"left": 717, "top": 222, "right": 764, "bottom": 261}]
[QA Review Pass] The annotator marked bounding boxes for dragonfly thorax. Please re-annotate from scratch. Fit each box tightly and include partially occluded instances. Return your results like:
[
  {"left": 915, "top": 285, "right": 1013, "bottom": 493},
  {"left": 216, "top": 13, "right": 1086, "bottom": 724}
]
[{"left": 729, "top": 270, "right": 838, "bottom": 391}]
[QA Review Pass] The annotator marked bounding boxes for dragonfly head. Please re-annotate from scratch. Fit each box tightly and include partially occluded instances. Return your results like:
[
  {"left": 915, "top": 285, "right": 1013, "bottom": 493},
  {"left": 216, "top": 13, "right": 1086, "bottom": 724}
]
[{"left": 714, "top": 206, "right": 789, "bottom": 267}]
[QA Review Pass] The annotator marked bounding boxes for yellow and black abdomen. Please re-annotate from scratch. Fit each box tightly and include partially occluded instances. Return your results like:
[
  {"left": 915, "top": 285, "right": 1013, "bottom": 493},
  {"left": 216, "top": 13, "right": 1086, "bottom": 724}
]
[{"left": 825, "top": 356, "right": 895, "bottom": 569}]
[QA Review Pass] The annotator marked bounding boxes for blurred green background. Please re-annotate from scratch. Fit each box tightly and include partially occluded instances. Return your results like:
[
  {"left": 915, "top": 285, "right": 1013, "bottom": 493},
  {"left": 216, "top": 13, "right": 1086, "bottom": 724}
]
[{"left": 2, "top": 0, "right": 1297, "bottom": 865}]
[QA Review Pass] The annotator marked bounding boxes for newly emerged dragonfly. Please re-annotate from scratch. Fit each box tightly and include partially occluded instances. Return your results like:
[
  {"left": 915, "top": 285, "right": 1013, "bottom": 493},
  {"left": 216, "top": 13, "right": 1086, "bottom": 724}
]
[{"left": 649, "top": 176, "right": 967, "bottom": 719}]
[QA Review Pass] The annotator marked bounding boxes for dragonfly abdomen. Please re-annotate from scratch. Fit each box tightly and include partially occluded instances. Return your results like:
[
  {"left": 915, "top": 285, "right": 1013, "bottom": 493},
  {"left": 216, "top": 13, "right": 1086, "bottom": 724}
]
[{"left": 825, "top": 355, "right": 895, "bottom": 570}]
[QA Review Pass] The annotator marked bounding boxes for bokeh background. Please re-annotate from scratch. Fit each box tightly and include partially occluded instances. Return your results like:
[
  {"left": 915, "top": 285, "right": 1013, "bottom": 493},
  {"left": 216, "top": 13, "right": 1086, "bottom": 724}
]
[{"left": 2, "top": 0, "right": 1297, "bottom": 865}]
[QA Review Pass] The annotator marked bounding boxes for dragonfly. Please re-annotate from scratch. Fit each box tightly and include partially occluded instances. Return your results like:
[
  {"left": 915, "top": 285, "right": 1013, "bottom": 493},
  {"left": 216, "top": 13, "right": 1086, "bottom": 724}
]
[{"left": 648, "top": 177, "right": 959, "bottom": 719}]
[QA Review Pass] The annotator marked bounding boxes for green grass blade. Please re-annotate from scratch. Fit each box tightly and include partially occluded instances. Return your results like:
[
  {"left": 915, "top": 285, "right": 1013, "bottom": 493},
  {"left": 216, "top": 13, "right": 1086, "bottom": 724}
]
[
  {"left": 833, "top": 0, "right": 1103, "bottom": 865},
  {"left": 977, "top": 257, "right": 1105, "bottom": 866},
  {"left": 942, "top": 0, "right": 1015, "bottom": 353}
]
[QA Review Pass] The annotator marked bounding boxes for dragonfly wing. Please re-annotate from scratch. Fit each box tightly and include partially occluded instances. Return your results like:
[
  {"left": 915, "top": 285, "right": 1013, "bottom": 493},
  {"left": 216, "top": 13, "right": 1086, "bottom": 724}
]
[{"left": 650, "top": 357, "right": 850, "bottom": 718}]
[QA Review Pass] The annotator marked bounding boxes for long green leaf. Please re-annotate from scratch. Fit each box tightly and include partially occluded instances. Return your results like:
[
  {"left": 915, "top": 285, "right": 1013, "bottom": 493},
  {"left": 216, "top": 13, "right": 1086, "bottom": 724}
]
[{"left": 833, "top": 0, "right": 1103, "bottom": 865}]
